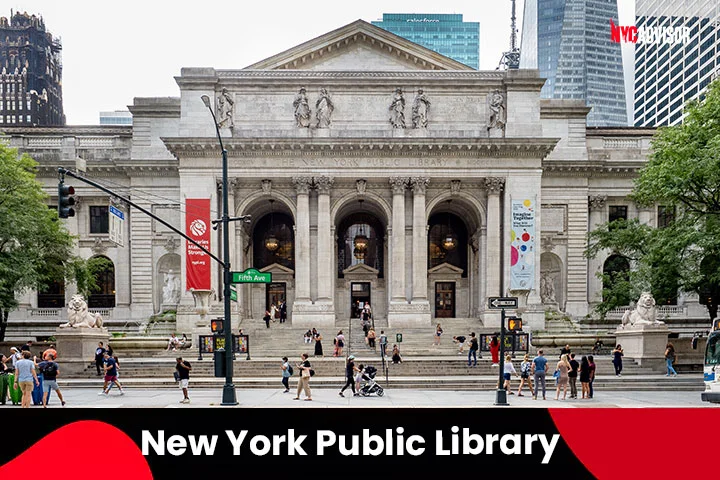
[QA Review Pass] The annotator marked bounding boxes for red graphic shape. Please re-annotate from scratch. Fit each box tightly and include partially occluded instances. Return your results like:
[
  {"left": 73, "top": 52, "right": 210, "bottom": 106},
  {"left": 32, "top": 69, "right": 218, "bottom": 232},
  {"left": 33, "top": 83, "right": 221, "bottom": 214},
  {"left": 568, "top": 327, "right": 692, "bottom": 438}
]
[
  {"left": 550, "top": 409, "right": 719, "bottom": 479},
  {"left": 0, "top": 420, "right": 153, "bottom": 480},
  {"left": 510, "top": 246, "right": 519, "bottom": 266},
  {"left": 521, "top": 232, "right": 530, "bottom": 242}
]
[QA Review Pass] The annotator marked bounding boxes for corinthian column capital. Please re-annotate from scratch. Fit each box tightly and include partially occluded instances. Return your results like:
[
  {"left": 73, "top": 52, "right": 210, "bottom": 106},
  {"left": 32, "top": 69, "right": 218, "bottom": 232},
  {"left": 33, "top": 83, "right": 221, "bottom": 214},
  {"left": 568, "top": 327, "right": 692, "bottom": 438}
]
[
  {"left": 389, "top": 176, "right": 408, "bottom": 195},
  {"left": 292, "top": 176, "right": 312, "bottom": 195},
  {"left": 410, "top": 177, "right": 430, "bottom": 195},
  {"left": 314, "top": 175, "right": 334, "bottom": 194},
  {"left": 484, "top": 177, "right": 505, "bottom": 195}
]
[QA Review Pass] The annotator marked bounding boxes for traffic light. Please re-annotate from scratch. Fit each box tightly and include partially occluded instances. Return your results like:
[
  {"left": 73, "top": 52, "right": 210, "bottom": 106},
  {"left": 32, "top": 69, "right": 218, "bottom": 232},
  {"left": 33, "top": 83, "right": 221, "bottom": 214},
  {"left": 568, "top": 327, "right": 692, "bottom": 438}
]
[
  {"left": 507, "top": 316, "right": 523, "bottom": 332},
  {"left": 58, "top": 181, "right": 76, "bottom": 218}
]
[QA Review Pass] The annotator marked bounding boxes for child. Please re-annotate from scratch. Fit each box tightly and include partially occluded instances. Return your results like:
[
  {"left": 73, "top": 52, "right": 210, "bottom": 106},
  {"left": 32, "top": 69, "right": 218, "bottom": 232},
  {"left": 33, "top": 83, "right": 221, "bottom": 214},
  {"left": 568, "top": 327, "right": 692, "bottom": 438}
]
[{"left": 303, "top": 330, "right": 312, "bottom": 344}]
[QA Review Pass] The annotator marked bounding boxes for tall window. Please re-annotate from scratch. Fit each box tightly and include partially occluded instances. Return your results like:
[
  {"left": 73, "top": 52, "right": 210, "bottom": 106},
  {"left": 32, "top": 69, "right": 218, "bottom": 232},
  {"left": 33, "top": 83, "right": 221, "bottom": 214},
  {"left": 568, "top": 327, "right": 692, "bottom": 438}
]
[
  {"left": 608, "top": 205, "right": 628, "bottom": 223},
  {"left": 88, "top": 256, "right": 115, "bottom": 308},
  {"left": 428, "top": 213, "right": 468, "bottom": 276},
  {"left": 252, "top": 213, "right": 294, "bottom": 270},
  {"left": 90, "top": 206, "right": 109, "bottom": 234},
  {"left": 657, "top": 205, "right": 675, "bottom": 228}
]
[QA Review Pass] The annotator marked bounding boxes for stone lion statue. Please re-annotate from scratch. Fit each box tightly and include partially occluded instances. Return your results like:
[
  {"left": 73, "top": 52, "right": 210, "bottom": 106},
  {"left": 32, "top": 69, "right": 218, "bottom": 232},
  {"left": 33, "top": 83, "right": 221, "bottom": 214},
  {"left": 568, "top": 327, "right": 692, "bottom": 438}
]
[
  {"left": 60, "top": 294, "right": 104, "bottom": 329},
  {"left": 620, "top": 292, "right": 664, "bottom": 328}
]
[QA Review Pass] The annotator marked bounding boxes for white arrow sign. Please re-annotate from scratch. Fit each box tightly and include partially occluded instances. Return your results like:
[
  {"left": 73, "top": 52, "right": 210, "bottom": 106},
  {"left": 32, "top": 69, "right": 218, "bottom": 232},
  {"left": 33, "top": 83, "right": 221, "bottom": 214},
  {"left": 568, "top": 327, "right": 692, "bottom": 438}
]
[{"left": 488, "top": 297, "right": 518, "bottom": 309}]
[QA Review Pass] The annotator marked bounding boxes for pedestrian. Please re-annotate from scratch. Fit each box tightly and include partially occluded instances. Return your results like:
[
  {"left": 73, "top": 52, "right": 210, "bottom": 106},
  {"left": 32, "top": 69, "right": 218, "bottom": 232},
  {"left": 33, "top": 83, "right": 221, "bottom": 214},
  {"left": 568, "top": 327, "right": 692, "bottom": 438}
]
[
  {"left": 263, "top": 309, "right": 271, "bottom": 328},
  {"left": 281, "top": 356, "right": 292, "bottom": 393},
  {"left": 94, "top": 342, "right": 106, "bottom": 376},
  {"left": 453, "top": 335, "right": 467, "bottom": 354},
  {"left": 391, "top": 344, "right": 402, "bottom": 364},
  {"left": 503, "top": 354, "right": 518, "bottom": 395},
  {"left": 490, "top": 335, "right": 500, "bottom": 366},
  {"left": 612, "top": 344, "right": 624, "bottom": 376},
  {"left": 303, "top": 329, "right": 312, "bottom": 344},
  {"left": 167, "top": 333, "right": 181, "bottom": 351},
  {"left": 665, "top": 342, "right": 678, "bottom": 377},
  {"left": 588, "top": 355, "right": 596, "bottom": 398},
  {"left": 176, "top": 357, "right": 191, "bottom": 403},
  {"left": 467, "top": 332, "right": 479, "bottom": 367},
  {"left": 517, "top": 353, "right": 534, "bottom": 397},
  {"left": 432, "top": 323, "right": 443, "bottom": 346},
  {"left": 579, "top": 356, "right": 591, "bottom": 399},
  {"left": 106, "top": 344, "right": 114, "bottom": 357},
  {"left": 42, "top": 344, "right": 58, "bottom": 361},
  {"left": 555, "top": 354, "right": 570, "bottom": 400},
  {"left": 37, "top": 353, "right": 65, "bottom": 407},
  {"left": 99, "top": 352, "right": 124, "bottom": 396},
  {"left": 20, "top": 340, "right": 33, "bottom": 353},
  {"left": 0, "top": 354, "right": 8, "bottom": 374},
  {"left": 367, "top": 328, "right": 377, "bottom": 348},
  {"left": 270, "top": 303, "right": 278, "bottom": 322},
  {"left": 560, "top": 344, "right": 571, "bottom": 358},
  {"left": 14, "top": 351, "right": 38, "bottom": 408},
  {"left": 379, "top": 330, "right": 388, "bottom": 358},
  {"left": 313, "top": 328, "right": 324, "bottom": 356},
  {"left": 531, "top": 349, "right": 548, "bottom": 400},
  {"left": 280, "top": 300, "right": 287, "bottom": 323},
  {"left": 339, "top": 355, "right": 359, "bottom": 397},
  {"left": 335, "top": 331, "right": 345, "bottom": 357},
  {"left": 355, "top": 364, "right": 364, "bottom": 392},
  {"left": 568, "top": 353, "right": 579, "bottom": 399},
  {"left": 294, "top": 353, "right": 313, "bottom": 401},
  {"left": 9, "top": 347, "right": 21, "bottom": 369}
]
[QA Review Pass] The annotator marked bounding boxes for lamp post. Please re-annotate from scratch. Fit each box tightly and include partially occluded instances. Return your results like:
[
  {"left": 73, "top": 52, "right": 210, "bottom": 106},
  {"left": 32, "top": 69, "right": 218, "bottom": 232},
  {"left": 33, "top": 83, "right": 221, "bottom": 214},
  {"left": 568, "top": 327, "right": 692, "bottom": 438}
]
[{"left": 201, "top": 94, "right": 237, "bottom": 406}]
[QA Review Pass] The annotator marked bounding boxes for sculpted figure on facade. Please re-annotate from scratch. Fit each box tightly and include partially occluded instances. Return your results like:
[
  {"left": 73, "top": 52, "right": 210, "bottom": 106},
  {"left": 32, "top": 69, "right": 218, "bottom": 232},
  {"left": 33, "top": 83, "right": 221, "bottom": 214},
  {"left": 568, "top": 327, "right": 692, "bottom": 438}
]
[
  {"left": 540, "top": 273, "right": 557, "bottom": 304},
  {"left": 60, "top": 295, "right": 104, "bottom": 329},
  {"left": 487, "top": 89, "right": 506, "bottom": 134},
  {"left": 588, "top": 195, "right": 608, "bottom": 210},
  {"left": 389, "top": 88, "right": 406, "bottom": 128},
  {"left": 411, "top": 89, "right": 430, "bottom": 128},
  {"left": 315, "top": 88, "right": 334, "bottom": 128},
  {"left": 217, "top": 88, "right": 234, "bottom": 129},
  {"left": 261, "top": 179, "right": 272, "bottom": 194},
  {"left": 293, "top": 87, "right": 311, "bottom": 128},
  {"left": 620, "top": 292, "right": 665, "bottom": 328},
  {"left": 356, "top": 179, "right": 367, "bottom": 195},
  {"left": 163, "top": 269, "right": 181, "bottom": 305}
]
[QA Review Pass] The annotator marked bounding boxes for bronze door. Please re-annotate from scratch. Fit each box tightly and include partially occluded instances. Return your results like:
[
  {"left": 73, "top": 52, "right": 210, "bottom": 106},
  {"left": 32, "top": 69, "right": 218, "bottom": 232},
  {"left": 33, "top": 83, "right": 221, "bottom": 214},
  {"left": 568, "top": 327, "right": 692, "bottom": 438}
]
[
  {"left": 350, "top": 282, "right": 371, "bottom": 318},
  {"left": 266, "top": 283, "right": 286, "bottom": 317},
  {"left": 435, "top": 282, "right": 455, "bottom": 318}
]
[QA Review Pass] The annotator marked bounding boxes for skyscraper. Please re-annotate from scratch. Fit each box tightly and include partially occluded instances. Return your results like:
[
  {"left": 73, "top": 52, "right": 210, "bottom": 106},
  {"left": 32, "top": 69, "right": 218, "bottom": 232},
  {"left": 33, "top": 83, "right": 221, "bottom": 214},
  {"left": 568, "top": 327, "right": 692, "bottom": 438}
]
[
  {"left": 372, "top": 13, "right": 480, "bottom": 69},
  {"left": 633, "top": 0, "right": 720, "bottom": 126},
  {"left": 520, "top": 0, "right": 627, "bottom": 126},
  {"left": 0, "top": 11, "right": 64, "bottom": 126}
]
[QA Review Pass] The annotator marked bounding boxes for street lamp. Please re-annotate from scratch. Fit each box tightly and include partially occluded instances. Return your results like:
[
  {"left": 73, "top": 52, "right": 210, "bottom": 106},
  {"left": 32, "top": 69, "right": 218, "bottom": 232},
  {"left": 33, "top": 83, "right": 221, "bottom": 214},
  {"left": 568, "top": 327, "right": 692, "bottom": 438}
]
[{"left": 201, "top": 94, "right": 237, "bottom": 406}]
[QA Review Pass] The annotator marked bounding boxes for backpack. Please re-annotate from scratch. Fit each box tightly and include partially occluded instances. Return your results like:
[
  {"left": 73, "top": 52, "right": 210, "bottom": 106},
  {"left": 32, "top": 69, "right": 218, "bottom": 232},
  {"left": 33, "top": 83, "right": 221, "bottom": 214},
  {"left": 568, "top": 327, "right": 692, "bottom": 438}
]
[
  {"left": 287, "top": 364, "right": 294, "bottom": 376},
  {"left": 42, "top": 362, "right": 57, "bottom": 377}
]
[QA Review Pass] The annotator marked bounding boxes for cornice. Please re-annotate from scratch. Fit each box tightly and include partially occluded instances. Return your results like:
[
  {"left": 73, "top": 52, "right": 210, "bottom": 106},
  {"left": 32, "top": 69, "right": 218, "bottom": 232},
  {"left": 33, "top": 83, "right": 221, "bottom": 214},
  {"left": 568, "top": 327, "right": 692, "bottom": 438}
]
[
  {"left": 0, "top": 126, "right": 132, "bottom": 136},
  {"left": 542, "top": 160, "right": 645, "bottom": 177}
]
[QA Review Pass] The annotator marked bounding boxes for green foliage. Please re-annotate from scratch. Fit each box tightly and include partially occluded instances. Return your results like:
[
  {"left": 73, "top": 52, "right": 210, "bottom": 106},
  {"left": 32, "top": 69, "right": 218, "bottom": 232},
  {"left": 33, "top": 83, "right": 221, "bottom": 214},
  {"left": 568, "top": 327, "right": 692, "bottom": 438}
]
[{"left": 586, "top": 80, "right": 720, "bottom": 318}]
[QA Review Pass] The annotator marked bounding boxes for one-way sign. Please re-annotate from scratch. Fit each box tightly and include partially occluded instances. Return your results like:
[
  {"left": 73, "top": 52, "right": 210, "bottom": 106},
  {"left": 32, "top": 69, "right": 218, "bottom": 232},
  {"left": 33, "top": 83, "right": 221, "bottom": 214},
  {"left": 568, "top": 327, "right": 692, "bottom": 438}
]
[{"left": 488, "top": 297, "right": 518, "bottom": 309}]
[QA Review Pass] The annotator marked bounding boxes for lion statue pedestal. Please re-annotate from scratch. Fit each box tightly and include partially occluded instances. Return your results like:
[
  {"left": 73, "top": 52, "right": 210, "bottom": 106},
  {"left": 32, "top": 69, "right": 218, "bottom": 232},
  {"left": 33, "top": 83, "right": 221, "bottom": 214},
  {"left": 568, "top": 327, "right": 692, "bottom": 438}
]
[
  {"left": 615, "top": 292, "right": 669, "bottom": 371},
  {"left": 54, "top": 295, "right": 110, "bottom": 375}
]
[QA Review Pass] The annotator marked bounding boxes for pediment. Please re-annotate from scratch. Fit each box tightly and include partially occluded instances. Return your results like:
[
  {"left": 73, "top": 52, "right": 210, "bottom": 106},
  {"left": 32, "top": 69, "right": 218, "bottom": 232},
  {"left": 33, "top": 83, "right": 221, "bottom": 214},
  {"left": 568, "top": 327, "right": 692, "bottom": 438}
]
[
  {"left": 428, "top": 262, "right": 464, "bottom": 275},
  {"left": 245, "top": 20, "right": 472, "bottom": 71},
  {"left": 260, "top": 263, "right": 295, "bottom": 275},
  {"left": 343, "top": 263, "right": 379, "bottom": 276}
]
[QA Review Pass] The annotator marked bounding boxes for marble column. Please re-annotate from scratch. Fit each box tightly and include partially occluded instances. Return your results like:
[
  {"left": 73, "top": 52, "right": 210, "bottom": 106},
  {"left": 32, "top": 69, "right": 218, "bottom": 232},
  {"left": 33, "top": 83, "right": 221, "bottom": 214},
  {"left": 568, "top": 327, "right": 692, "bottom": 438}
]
[
  {"left": 235, "top": 227, "right": 248, "bottom": 319},
  {"left": 588, "top": 195, "right": 607, "bottom": 305},
  {"left": 410, "top": 177, "right": 431, "bottom": 319},
  {"left": 292, "top": 177, "right": 312, "bottom": 302},
  {"left": 315, "top": 176, "right": 334, "bottom": 303},
  {"left": 389, "top": 177, "right": 407, "bottom": 303},
  {"left": 484, "top": 177, "right": 504, "bottom": 327}
]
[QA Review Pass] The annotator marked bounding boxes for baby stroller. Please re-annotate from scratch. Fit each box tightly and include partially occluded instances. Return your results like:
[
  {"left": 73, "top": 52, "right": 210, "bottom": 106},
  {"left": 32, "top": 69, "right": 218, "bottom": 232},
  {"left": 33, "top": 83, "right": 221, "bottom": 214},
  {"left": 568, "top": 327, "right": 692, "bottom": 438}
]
[{"left": 358, "top": 365, "right": 384, "bottom": 397}]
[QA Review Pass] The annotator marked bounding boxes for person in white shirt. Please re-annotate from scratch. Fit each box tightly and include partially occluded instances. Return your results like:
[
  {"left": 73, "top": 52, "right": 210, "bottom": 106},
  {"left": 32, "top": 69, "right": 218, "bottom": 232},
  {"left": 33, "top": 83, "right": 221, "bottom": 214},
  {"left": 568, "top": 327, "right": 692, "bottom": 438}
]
[{"left": 503, "top": 354, "right": 519, "bottom": 395}]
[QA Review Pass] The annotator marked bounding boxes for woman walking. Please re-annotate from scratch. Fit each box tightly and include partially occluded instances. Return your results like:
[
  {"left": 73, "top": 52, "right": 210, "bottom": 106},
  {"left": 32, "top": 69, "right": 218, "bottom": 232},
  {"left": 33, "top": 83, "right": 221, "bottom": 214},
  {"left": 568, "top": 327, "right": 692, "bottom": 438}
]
[
  {"left": 432, "top": 323, "right": 444, "bottom": 346},
  {"left": 612, "top": 344, "right": 624, "bottom": 376},
  {"left": 294, "top": 353, "right": 313, "bottom": 401},
  {"left": 312, "top": 328, "right": 323, "bottom": 357},
  {"left": 517, "top": 354, "right": 534, "bottom": 397},
  {"left": 588, "top": 355, "right": 596, "bottom": 398},
  {"left": 335, "top": 331, "right": 346, "bottom": 357},
  {"left": 555, "top": 354, "right": 571, "bottom": 400},
  {"left": 503, "top": 355, "right": 518, "bottom": 395},
  {"left": 665, "top": 342, "right": 678, "bottom": 377},
  {"left": 579, "top": 356, "right": 591, "bottom": 399},
  {"left": 490, "top": 335, "right": 500, "bottom": 366}
]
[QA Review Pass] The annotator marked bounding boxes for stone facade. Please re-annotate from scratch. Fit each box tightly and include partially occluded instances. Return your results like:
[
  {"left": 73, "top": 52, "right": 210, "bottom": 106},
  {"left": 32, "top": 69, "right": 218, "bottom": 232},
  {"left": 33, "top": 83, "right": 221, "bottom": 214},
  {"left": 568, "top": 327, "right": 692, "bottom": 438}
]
[{"left": 1, "top": 20, "right": 709, "bottom": 338}]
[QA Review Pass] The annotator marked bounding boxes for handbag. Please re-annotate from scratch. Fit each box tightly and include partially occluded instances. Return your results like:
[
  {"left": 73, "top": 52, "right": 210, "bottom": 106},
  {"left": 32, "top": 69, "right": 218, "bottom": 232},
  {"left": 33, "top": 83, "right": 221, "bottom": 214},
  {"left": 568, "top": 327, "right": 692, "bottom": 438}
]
[{"left": 553, "top": 369, "right": 560, "bottom": 379}]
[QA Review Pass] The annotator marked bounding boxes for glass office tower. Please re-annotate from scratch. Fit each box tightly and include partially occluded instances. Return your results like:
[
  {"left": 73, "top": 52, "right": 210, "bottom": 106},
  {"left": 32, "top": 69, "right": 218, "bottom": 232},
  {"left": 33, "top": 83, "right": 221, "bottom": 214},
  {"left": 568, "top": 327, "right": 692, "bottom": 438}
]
[
  {"left": 634, "top": 0, "right": 720, "bottom": 126},
  {"left": 520, "top": 0, "right": 627, "bottom": 126},
  {"left": 372, "top": 13, "right": 480, "bottom": 69}
]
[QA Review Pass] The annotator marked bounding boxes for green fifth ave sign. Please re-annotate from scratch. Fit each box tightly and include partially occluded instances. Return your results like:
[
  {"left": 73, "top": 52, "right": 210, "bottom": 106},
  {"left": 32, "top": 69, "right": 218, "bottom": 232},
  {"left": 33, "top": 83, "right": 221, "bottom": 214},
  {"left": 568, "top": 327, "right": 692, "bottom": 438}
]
[{"left": 231, "top": 268, "right": 272, "bottom": 284}]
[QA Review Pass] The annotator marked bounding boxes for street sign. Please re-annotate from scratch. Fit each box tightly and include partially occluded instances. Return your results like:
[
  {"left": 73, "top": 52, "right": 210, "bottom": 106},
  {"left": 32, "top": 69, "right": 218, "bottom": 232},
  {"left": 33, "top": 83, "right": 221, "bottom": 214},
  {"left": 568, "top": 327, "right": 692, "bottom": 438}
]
[
  {"left": 109, "top": 205, "right": 125, "bottom": 247},
  {"left": 488, "top": 296, "right": 518, "bottom": 309},
  {"left": 231, "top": 268, "right": 272, "bottom": 284},
  {"left": 230, "top": 286, "right": 237, "bottom": 302}
]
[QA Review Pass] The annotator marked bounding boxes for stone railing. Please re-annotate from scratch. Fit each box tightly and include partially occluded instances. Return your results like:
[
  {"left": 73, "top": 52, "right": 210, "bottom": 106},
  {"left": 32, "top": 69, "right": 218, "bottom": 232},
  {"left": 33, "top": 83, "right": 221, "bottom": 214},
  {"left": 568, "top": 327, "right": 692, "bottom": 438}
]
[
  {"left": 27, "top": 137, "right": 62, "bottom": 148},
  {"left": 28, "top": 308, "right": 61, "bottom": 318},
  {"left": 603, "top": 138, "right": 640, "bottom": 149},
  {"left": 89, "top": 308, "right": 112, "bottom": 318},
  {"left": 606, "top": 305, "right": 687, "bottom": 318},
  {"left": 78, "top": 137, "right": 116, "bottom": 148}
]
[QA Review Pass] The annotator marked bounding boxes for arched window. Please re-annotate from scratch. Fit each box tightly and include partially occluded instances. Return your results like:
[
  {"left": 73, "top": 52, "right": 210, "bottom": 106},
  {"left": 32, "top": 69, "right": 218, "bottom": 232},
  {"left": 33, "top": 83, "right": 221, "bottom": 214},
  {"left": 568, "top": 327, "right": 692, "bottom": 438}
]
[
  {"left": 337, "top": 213, "right": 384, "bottom": 278},
  {"left": 252, "top": 212, "right": 294, "bottom": 270},
  {"left": 88, "top": 256, "right": 115, "bottom": 308},
  {"left": 602, "top": 254, "right": 630, "bottom": 304},
  {"left": 428, "top": 213, "right": 468, "bottom": 276},
  {"left": 37, "top": 259, "right": 65, "bottom": 308}
]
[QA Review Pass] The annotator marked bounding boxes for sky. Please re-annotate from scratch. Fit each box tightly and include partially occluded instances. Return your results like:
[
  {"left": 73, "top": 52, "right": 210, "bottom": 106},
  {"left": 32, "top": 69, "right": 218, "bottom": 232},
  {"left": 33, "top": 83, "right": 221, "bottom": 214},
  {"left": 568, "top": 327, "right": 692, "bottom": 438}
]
[{"left": 7, "top": 0, "right": 635, "bottom": 125}]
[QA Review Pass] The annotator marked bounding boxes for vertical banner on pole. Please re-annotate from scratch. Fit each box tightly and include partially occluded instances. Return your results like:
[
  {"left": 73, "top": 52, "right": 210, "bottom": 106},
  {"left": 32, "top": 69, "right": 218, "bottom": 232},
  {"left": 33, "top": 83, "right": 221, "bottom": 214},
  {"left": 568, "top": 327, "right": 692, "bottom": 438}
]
[
  {"left": 186, "top": 198, "right": 212, "bottom": 290},
  {"left": 510, "top": 198, "right": 535, "bottom": 290}
]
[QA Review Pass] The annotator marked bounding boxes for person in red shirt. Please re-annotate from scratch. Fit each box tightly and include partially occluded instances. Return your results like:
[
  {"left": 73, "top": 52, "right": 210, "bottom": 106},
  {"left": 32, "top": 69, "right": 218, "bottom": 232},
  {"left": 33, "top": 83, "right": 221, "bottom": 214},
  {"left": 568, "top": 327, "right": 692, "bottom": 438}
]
[{"left": 490, "top": 335, "right": 500, "bottom": 366}]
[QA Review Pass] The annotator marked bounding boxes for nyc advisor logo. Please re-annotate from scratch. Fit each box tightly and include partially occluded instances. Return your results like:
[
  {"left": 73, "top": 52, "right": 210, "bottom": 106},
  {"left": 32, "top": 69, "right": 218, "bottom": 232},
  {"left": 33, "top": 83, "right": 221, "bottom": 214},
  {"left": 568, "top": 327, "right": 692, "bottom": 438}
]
[{"left": 610, "top": 19, "right": 690, "bottom": 45}]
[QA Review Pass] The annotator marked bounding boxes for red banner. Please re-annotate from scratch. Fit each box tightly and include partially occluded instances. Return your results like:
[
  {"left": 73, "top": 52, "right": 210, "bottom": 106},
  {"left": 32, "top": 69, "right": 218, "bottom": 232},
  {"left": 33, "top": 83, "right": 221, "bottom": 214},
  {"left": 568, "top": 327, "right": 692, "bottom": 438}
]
[{"left": 185, "top": 198, "right": 211, "bottom": 290}]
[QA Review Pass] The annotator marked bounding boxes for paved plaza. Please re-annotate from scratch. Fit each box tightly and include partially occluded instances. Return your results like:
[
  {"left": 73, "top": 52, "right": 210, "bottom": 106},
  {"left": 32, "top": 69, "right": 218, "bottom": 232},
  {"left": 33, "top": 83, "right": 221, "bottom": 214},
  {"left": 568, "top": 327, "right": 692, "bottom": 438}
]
[{"left": 6, "top": 386, "right": 711, "bottom": 408}]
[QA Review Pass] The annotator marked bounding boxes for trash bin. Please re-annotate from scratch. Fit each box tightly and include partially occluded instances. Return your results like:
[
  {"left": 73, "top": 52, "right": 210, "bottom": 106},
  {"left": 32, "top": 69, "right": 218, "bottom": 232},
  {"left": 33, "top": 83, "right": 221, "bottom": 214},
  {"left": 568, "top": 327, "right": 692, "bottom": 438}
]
[
  {"left": 32, "top": 373, "right": 44, "bottom": 405},
  {"left": 213, "top": 350, "right": 226, "bottom": 378},
  {"left": 0, "top": 373, "right": 8, "bottom": 405}
]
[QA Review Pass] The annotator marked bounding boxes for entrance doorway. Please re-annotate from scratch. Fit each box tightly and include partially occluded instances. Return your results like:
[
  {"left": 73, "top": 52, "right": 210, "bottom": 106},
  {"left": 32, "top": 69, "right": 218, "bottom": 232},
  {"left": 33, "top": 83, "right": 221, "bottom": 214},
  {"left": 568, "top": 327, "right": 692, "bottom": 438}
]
[
  {"left": 266, "top": 282, "right": 286, "bottom": 318},
  {"left": 350, "top": 282, "right": 371, "bottom": 318},
  {"left": 435, "top": 282, "right": 455, "bottom": 318}
]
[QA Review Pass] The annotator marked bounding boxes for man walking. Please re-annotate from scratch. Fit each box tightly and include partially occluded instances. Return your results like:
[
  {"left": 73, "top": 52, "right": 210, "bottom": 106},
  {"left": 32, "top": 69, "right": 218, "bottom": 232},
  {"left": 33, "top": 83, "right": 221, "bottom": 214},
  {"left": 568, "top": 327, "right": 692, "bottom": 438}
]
[
  {"left": 176, "top": 357, "right": 191, "bottom": 403},
  {"left": 379, "top": 330, "right": 388, "bottom": 358},
  {"left": 281, "top": 356, "right": 292, "bottom": 393},
  {"left": 14, "top": 351, "right": 38, "bottom": 409},
  {"left": 532, "top": 349, "right": 548, "bottom": 400},
  {"left": 94, "top": 342, "right": 106, "bottom": 376},
  {"left": 99, "top": 351, "right": 124, "bottom": 396},
  {"left": 279, "top": 300, "right": 287, "bottom": 323},
  {"left": 38, "top": 353, "right": 65, "bottom": 407},
  {"left": 339, "top": 355, "right": 359, "bottom": 397},
  {"left": 568, "top": 353, "right": 579, "bottom": 399},
  {"left": 467, "top": 333, "right": 479, "bottom": 367}
]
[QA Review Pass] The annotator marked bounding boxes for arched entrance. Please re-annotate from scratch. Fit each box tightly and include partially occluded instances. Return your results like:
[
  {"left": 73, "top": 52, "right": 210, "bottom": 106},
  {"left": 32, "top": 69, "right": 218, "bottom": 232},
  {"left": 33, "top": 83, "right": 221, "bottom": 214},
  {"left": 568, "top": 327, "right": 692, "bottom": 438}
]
[
  {"left": 427, "top": 211, "right": 469, "bottom": 318},
  {"left": 602, "top": 254, "right": 630, "bottom": 305},
  {"left": 88, "top": 255, "right": 115, "bottom": 308}
]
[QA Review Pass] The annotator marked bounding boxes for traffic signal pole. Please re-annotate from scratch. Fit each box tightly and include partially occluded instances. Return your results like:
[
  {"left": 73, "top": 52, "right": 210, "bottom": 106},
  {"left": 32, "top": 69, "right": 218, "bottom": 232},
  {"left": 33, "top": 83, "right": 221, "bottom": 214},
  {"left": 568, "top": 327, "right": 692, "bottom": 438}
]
[{"left": 495, "top": 308, "right": 509, "bottom": 406}]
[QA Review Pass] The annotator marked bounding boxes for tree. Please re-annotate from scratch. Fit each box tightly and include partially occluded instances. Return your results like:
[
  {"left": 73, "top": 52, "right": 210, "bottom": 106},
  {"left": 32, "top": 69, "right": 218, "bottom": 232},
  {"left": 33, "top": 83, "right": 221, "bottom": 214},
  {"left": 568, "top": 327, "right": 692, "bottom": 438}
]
[
  {"left": 586, "top": 80, "right": 720, "bottom": 321},
  {"left": 0, "top": 143, "right": 92, "bottom": 340}
]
